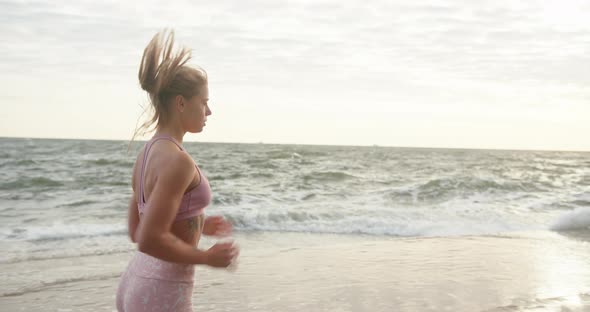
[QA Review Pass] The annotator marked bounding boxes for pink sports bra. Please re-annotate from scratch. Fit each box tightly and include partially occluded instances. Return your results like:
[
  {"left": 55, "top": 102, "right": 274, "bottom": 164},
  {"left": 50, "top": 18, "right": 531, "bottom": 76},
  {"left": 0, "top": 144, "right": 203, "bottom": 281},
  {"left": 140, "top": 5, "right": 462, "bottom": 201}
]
[{"left": 136, "top": 135, "right": 211, "bottom": 221}]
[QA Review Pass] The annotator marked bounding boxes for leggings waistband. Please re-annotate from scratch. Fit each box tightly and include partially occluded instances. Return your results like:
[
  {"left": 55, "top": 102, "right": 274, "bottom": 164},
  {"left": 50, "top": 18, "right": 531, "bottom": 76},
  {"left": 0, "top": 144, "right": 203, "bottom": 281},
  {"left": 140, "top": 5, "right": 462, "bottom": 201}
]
[{"left": 127, "top": 251, "right": 195, "bottom": 282}]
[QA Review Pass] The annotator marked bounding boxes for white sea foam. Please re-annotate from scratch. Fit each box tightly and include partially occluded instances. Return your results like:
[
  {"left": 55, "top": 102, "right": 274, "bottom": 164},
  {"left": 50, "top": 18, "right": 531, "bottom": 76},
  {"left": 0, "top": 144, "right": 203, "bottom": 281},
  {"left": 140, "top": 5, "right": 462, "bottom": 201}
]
[
  {"left": 550, "top": 207, "right": 590, "bottom": 231},
  {"left": 2, "top": 222, "right": 126, "bottom": 241},
  {"left": 224, "top": 210, "right": 523, "bottom": 237}
]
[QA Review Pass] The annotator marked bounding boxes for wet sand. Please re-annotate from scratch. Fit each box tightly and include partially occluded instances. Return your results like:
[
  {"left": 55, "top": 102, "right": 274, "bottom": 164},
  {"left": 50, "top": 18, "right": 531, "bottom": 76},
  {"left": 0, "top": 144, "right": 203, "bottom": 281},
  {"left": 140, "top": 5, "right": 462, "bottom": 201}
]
[{"left": 2, "top": 230, "right": 590, "bottom": 311}]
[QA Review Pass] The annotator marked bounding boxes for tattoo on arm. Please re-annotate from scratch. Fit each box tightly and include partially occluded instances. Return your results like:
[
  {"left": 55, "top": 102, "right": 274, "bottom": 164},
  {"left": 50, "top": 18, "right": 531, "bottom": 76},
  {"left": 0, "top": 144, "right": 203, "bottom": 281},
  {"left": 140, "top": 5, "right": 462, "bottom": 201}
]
[{"left": 187, "top": 218, "right": 200, "bottom": 233}]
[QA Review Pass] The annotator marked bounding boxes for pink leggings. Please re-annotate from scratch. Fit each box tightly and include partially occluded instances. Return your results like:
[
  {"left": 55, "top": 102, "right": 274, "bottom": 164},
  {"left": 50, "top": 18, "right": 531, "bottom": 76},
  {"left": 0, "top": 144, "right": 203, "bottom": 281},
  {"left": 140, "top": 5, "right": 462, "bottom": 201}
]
[{"left": 116, "top": 251, "right": 195, "bottom": 312}]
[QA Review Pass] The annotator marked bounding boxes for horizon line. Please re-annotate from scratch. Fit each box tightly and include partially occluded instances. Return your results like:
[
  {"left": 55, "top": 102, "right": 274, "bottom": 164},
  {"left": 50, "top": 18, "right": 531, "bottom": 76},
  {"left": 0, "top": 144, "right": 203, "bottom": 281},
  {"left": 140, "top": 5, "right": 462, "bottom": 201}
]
[{"left": 1, "top": 135, "right": 589, "bottom": 154}]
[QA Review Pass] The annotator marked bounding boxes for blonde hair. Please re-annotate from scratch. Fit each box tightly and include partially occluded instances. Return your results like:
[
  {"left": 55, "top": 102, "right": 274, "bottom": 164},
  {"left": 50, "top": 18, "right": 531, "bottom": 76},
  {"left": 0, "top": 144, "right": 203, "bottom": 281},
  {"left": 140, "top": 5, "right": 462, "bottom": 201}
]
[{"left": 132, "top": 29, "right": 207, "bottom": 141}]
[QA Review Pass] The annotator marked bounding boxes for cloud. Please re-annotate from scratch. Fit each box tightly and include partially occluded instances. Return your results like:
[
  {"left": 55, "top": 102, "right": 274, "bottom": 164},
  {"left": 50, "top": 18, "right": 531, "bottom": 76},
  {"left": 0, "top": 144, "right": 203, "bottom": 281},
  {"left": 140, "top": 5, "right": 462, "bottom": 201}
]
[{"left": 0, "top": 0, "right": 588, "bottom": 149}]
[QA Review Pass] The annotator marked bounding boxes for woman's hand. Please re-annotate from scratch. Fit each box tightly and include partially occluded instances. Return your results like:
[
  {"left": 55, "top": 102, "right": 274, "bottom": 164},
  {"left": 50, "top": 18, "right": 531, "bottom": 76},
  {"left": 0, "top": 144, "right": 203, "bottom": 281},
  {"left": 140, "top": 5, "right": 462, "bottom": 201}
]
[
  {"left": 203, "top": 215, "right": 233, "bottom": 237},
  {"left": 204, "top": 241, "right": 239, "bottom": 268}
]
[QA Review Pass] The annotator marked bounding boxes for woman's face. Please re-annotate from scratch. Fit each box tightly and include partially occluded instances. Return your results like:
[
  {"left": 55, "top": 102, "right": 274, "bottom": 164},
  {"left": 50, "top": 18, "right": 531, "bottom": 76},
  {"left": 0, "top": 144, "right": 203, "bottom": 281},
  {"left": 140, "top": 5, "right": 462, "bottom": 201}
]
[{"left": 182, "top": 84, "right": 211, "bottom": 133}]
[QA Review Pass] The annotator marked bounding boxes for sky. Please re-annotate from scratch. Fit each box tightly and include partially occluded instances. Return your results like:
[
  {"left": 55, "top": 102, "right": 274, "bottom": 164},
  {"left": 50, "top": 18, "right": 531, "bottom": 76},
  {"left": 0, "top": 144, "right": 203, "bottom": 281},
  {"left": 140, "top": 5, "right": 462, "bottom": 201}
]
[{"left": 0, "top": 0, "right": 589, "bottom": 151}]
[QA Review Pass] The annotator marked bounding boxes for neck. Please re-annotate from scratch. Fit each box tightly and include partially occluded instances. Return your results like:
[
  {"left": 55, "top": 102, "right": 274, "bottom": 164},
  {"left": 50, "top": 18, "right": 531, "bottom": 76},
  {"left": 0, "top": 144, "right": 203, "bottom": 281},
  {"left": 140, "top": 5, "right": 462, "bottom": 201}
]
[{"left": 154, "top": 125, "right": 185, "bottom": 144}]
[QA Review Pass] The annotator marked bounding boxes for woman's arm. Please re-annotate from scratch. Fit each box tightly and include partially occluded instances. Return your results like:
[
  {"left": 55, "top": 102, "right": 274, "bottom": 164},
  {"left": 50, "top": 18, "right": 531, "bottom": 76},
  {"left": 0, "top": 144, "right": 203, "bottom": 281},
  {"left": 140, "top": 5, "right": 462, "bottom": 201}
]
[
  {"left": 136, "top": 150, "right": 236, "bottom": 267},
  {"left": 128, "top": 158, "right": 140, "bottom": 243},
  {"left": 127, "top": 194, "right": 139, "bottom": 243}
]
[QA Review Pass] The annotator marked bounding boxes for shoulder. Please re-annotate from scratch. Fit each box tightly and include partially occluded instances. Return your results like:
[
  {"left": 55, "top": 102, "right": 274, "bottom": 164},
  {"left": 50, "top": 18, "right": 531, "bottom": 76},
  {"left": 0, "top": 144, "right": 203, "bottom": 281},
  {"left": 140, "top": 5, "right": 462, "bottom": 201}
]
[
  {"left": 151, "top": 141, "right": 195, "bottom": 182},
  {"left": 166, "top": 149, "right": 195, "bottom": 174}
]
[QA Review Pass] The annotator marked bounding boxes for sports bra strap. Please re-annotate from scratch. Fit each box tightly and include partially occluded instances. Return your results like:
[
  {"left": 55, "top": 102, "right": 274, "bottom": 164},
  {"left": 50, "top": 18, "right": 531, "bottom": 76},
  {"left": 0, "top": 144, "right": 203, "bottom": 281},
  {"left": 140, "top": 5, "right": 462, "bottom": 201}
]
[{"left": 139, "top": 135, "right": 184, "bottom": 204}]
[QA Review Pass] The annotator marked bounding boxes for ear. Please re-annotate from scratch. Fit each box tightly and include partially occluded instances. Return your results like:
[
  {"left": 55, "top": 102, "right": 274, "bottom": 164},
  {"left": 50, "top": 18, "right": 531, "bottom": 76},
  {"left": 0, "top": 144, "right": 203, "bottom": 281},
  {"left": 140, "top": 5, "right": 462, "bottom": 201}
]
[{"left": 174, "top": 95, "right": 185, "bottom": 112}]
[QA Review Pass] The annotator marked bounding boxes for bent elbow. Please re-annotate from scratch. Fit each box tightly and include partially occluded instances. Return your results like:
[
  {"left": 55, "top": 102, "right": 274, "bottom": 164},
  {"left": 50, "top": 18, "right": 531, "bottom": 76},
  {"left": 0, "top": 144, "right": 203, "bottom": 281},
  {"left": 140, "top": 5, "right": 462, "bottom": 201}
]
[
  {"left": 137, "top": 231, "right": 166, "bottom": 256},
  {"left": 137, "top": 232, "right": 156, "bottom": 254},
  {"left": 137, "top": 240, "right": 149, "bottom": 253},
  {"left": 137, "top": 238, "right": 153, "bottom": 254},
  {"left": 129, "top": 227, "right": 140, "bottom": 243}
]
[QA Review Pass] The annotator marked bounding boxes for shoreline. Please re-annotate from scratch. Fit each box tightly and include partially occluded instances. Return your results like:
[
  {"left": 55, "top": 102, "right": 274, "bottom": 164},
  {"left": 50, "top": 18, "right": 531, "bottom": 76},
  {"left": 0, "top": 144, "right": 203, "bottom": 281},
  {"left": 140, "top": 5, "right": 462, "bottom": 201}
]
[{"left": 1, "top": 230, "right": 590, "bottom": 311}]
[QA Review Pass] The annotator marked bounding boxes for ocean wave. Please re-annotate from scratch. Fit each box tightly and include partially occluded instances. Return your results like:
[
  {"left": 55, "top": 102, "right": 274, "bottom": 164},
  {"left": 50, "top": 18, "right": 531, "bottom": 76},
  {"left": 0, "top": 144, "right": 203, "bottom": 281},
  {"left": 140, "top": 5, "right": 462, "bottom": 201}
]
[
  {"left": 424, "top": 177, "right": 531, "bottom": 193},
  {"left": 301, "top": 193, "right": 317, "bottom": 200},
  {"left": 87, "top": 158, "right": 133, "bottom": 167},
  {"left": 2, "top": 139, "right": 588, "bottom": 245},
  {"left": 212, "top": 192, "right": 242, "bottom": 205},
  {"left": 208, "top": 172, "right": 247, "bottom": 181},
  {"left": 550, "top": 207, "right": 590, "bottom": 231},
  {"left": 74, "top": 175, "right": 130, "bottom": 187},
  {"left": 60, "top": 199, "right": 98, "bottom": 208},
  {"left": 386, "top": 176, "right": 546, "bottom": 204},
  {"left": 251, "top": 172, "right": 274, "bottom": 179},
  {"left": 224, "top": 211, "right": 518, "bottom": 237},
  {"left": 266, "top": 150, "right": 299, "bottom": 160},
  {"left": 0, "top": 177, "right": 63, "bottom": 190},
  {"left": 1, "top": 222, "right": 126, "bottom": 242},
  {"left": 266, "top": 149, "right": 328, "bottom": 160},
  {"left": 0, "top": 159, "right": 37, "bottom": 168},
  {"left": 302, "top": 171, "right": 357, "bottom": 182},
  {"left": 245, "top": 158, "right": 279, "bottom": 169},
  {"left": 571, "top": 199, "right": 590, "bottom": 207}
]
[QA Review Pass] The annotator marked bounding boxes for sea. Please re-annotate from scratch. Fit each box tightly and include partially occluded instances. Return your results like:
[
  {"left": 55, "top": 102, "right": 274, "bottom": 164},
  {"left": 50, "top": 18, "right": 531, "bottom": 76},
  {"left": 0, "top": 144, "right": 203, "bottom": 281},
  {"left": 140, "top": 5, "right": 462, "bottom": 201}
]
[{"left": 1, "top": 137, "right": 589, "bottom": 310}]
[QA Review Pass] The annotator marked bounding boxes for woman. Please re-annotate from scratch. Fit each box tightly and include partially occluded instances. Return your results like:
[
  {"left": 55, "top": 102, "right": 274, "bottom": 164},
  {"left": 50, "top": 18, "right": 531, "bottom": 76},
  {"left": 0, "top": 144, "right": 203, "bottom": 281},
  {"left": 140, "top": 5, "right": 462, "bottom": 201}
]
[{"left": 116, "top": 30, "right": 239, "bottom": 312}]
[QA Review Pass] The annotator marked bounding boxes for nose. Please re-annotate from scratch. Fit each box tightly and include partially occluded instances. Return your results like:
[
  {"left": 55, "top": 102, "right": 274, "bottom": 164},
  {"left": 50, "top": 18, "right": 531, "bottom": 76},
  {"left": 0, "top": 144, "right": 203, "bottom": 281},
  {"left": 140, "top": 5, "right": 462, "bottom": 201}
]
[{"left": 206, "top": 105, "right": 212, "bottom": 116}]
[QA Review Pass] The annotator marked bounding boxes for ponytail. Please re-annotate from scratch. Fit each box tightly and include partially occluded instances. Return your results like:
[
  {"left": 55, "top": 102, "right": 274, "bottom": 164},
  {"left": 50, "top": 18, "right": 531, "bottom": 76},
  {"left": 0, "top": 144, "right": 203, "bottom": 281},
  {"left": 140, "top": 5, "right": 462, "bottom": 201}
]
[{"left": 131, "top": 29, "right": 207, "bottom": 144}]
